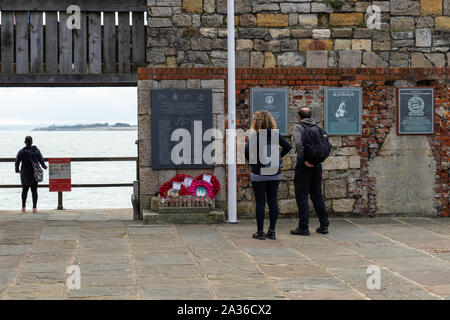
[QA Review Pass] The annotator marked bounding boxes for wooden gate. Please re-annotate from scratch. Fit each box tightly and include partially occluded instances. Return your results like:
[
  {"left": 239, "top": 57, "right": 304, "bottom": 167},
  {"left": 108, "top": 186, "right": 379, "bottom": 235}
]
[{"left": 0, "top": 0, "right": 147, "bottom": 86}]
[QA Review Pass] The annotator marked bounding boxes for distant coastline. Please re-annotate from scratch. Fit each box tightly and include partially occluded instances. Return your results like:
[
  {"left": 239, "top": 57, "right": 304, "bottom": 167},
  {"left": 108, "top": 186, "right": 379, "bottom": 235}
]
[{"left": 32, "top": 123, "right": 137, "bottom": 131}]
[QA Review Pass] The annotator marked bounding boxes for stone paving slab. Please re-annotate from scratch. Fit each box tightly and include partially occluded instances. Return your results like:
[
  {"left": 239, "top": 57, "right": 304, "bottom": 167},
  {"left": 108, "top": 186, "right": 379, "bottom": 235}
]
[{"left": 0, "top": 212, "right": 449, "bottom": 300}]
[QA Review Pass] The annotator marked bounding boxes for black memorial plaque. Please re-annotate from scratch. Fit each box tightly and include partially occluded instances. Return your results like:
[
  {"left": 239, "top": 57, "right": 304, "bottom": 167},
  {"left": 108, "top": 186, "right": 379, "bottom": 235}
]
[
  {"left": 151, "top": 89, "right": 213, "bottom": 169},
  {"left": 397, "top": 88, "right": 434, "bottom": 135}
]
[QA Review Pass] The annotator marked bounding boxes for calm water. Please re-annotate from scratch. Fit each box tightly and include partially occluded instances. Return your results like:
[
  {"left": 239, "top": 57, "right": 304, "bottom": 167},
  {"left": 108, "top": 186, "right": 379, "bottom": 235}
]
[{"left": 0, "top": 131, "right": 137, "bottom": 210}]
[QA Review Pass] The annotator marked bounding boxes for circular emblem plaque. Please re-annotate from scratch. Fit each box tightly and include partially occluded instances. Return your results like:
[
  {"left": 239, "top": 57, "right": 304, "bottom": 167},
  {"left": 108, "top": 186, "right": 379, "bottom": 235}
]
[
  {"left": 408, "top": 96, "right": 425, "bottom": 116},
  {"left": 265, "top": 95, "right": 274, "bottom": 105}
]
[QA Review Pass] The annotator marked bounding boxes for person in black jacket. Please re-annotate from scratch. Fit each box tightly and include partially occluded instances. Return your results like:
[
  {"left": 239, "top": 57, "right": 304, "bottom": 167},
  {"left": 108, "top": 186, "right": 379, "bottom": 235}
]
[
  {"left": 291, "top": 108, "right": 330, "bottom": 235},
  {"left": 15, "top": 136, "right": 47, "bottom": 213},
  {"left": 245, "top": 111, "right": 292, "bottom": 240}
]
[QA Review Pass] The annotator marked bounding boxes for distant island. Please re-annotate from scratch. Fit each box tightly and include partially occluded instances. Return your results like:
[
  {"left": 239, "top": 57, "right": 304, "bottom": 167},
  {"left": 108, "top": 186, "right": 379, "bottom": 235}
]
[{"left": 32, "top": 123, "right": 137, "bottom": 131}]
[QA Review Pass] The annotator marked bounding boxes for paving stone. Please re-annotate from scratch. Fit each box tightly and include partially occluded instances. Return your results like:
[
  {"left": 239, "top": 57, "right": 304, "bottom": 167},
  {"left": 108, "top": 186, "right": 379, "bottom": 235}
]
[
  {"left": 331, "top": 267, "right": 437, "bottom": 300},
  {"left": 24, "top": 262, "right": 67, "bottom": 274},
  {"left": 0, "top": 269, "right": 16, "bottom": 282},
  {"left": 0, "top": 256, "right": 22, "bottom": 269},
  {"left": 277, "top": 277, "right": 349, "bottom": 292},
  {"left": 138, "top": 277, "right": 207, "bottom": 289},
  {"left": 286, "top": 289, "right": 365, "bottom": 300},
  {"left": 215, "top": 285, "right": 282, "bottom": 298},
  {"left": 137, "top": 264, "right": 203, "bottom": 278},
  {"left": 40, "top": 234, "right": 78, "bottom": 241},
  {"left": 0, "top": 245, "right": 31, "bottom": 256},
  {"left": 16, "top": 272, "right": 66, "bottom": 285},
  {"left": 75, "top": 254, "right": 133, "bottom": 265},
  {"left": 142, "top": 287, "right": 213, "bottom": 299},
  {"left": 261, "top": 265, "right": 329, "bottom": 278},
  {"left": 374, "top": 257, "right": 450, "bottom": 272},
  {"left": 82, "top": 276, "right": 136, "bottom": 287},
  {"left": 401, "top": 271, "right": 450, "bottom": 286},
  {"left": 425, "top": 284, "right": 450, "bottom": 296},
  {"left": 5, "top": 284, "right": 65, "bottom": 299},
  {"left": 207, "top": 274, "right": 270, "bottom": 286},
  {"left": 66, "top": 286, "right": 137, "bottom": 298},
  {"left": 135, "top": 254, "right": 195, "bottom": 266},
  {"left": 81, "top": 264, "right": 134, "bottom": 276},
  {"left": 241, "top": 247, "right": 311, "bottom": 265}
]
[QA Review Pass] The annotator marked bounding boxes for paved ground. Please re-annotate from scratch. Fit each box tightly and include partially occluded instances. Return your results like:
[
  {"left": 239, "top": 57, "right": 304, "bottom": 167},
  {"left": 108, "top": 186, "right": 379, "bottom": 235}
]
[{"left": 0, "top": 209, "right": 449, "bottom": 300}]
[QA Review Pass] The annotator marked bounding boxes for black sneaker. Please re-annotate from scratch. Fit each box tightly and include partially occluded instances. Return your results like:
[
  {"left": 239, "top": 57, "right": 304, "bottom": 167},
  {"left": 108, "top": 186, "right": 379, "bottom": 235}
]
[
  {"left": 290, "top": 228, "right": 310, "bottom": 236},
  {"left": 252, "top": 231, "right": 266, "bottom": 240},
  {"left": 266, "top": 230, "right": 276, "bottom": 240},
  {"left": 316, "top": 227, "right": 329, "bottom": 234}
]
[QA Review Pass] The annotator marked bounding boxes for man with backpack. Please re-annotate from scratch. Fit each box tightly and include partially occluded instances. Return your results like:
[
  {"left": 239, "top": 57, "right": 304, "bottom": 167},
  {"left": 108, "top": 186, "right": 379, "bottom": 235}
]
[{"left": 291, "top": 107, "right": 331, "bottom": 236}]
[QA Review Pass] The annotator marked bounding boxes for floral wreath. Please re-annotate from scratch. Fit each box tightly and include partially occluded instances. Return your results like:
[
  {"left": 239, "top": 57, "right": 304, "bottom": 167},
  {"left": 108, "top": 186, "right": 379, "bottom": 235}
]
[
  {"left": 187, "top": 180, "right": 215, "bottom": 199},
  {"left": 158, "top": 181, "right": 188, "bottom": 197},
  {"left": 193, "top": 173, "right": 221, "bottom": 197},
  {"left": 170, "top": 174, "right": 193, "bottom": 183}
]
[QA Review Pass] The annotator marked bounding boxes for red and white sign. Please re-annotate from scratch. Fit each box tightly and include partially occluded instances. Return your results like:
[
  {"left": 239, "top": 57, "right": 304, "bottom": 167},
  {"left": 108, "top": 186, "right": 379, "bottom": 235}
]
[{"left": 49, "top": 158, "right": 71, "bottom": 192}]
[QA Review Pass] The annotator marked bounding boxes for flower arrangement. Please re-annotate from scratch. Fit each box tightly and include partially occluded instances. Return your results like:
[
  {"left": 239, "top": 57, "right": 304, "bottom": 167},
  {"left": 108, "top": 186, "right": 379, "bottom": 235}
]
[
  {"left": 187, "top": 180, "right": 215, "bottom": 198},
  {"left": 158, "top": 181, "right": 188, "bottom": 197},
  {"left": 170, "top": 174, "right": 193, "bottom": 183},
  {"left": 157, "top": 172, "right": 221, "bottom": 208},
  {"left": 193, "top": 173, "right": 221, "bottom": 197}
]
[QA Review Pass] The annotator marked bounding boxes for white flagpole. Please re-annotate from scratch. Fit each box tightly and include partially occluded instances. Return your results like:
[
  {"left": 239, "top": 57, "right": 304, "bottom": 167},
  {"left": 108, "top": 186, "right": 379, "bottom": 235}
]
[{"left": 227, "top": 0, "right": 238, "bottom": 223}]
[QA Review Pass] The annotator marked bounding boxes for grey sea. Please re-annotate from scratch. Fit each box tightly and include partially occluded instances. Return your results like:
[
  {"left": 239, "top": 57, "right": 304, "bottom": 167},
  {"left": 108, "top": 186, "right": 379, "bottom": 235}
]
[{"left": 0, "top": 130, "right": 137, "bottom": 210}]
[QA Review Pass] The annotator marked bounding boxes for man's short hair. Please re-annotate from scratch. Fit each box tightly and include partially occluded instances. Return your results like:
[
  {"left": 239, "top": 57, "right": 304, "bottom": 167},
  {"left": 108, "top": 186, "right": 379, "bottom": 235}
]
[{"left": 298, "top": 108, "right": 312, "bottom": 119}]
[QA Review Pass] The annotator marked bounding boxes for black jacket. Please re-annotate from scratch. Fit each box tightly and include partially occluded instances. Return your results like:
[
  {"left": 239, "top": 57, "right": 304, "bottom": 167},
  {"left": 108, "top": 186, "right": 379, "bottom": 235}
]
[
  {"left": 15, "top": 146, "right": 47, "bottom": 186},
  {"left": 245, "top": 129, "right": 292, "bottom": 176}
]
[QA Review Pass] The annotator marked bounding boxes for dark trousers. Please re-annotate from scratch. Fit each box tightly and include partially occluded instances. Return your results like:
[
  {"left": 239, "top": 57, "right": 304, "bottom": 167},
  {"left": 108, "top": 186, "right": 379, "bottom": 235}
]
[
  {"left": 22, "top": 183, "right": 38, "bottom": 208},
  {"left": 251, "top": 180, "right": 280, "bottom": 232},
  {"left": 294, "top": 162, "right": 329, "bottom": 230}
]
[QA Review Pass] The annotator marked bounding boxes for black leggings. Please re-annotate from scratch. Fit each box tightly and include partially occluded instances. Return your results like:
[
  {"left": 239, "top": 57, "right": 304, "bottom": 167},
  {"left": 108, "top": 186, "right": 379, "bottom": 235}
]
[
  {"left": 22, "top": 183, "right": 38, "bottom": 208},
  {"left": 251, "top": 180, "right": 280, "bottom": 232}
]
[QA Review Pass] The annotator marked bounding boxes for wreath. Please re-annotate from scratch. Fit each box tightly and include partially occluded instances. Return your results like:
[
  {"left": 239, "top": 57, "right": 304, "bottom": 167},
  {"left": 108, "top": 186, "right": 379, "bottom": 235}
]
[
  {"left": 187, "top": 180, "right": 215, "bottom": 199},
  {"left": 194, "top": 173, "right": 221, "bottom": 197},
  {"left": 170, "top": 174, "right": 193, "bottom": 183},
  {"left": 158, "top": 181, "right": 188, "bottom": 197}
]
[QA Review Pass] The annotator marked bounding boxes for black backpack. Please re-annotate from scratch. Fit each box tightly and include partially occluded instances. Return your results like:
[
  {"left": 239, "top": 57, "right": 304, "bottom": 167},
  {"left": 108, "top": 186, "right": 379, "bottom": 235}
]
[{"left": 300, "top": 123, "right": 332, "bottom": 165}]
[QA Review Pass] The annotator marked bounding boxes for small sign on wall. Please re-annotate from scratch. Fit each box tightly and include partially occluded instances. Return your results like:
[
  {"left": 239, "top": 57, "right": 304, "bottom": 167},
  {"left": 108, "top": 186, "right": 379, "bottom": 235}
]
[
  {"left": 325, "top": 88, "right": 362, "bottom": 136},
  {"left": 49, "top": 158, "right": 71, "bottom": 192},
  {"left": 250, "top": 88, "right": 288, "bottom": 136},
  {"left": 397, "top": 88, "right": 434, "bottom": 135}
]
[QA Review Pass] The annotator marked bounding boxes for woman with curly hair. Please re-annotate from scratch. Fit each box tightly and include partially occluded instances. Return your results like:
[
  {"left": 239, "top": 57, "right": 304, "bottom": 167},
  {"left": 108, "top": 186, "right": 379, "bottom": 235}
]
[{"left": 245, "top": 111, "right": 292, "bottom": 240}]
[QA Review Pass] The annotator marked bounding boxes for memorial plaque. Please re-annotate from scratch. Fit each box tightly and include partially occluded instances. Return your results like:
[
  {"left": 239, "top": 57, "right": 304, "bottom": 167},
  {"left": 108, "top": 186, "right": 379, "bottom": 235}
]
[
  {"left": 251, "top": 88, "right": 288, "bottom": 135},
  {"left": 151, "top": 89, "right": 213, "bottom": 169},
  {"left": 397, "top": 88, "right": 434, "bottom": 135},
  {"left": 325, "top": 88, "right": 362, "bottom": 135}
]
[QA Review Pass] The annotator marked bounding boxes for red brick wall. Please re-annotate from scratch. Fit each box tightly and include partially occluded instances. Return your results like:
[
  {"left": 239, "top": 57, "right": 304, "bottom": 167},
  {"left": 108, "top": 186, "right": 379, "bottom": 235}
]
[{"left": 138, "top": 67, "right": 449, "bottom": 217}]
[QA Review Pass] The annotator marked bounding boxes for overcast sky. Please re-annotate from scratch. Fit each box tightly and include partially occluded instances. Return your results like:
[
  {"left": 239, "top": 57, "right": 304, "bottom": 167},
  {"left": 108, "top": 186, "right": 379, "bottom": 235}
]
[{"left": 0, "top": 87, "right": 137, "bottom": 128}]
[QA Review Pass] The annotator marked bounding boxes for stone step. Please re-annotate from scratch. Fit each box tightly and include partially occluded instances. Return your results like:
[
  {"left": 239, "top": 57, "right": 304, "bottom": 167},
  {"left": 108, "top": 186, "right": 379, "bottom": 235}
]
[
  {"left": 143, "top": 210, "right": 225, "bottom": 225},
  {"left": 157, "top": 207, "right": 210, "bottom": 215}
]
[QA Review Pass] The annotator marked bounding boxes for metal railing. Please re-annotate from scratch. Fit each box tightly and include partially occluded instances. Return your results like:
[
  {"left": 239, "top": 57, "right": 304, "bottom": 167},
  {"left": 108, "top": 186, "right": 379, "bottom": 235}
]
[{"left": 0, "top": 156, "right": 138, "bottom": 211}]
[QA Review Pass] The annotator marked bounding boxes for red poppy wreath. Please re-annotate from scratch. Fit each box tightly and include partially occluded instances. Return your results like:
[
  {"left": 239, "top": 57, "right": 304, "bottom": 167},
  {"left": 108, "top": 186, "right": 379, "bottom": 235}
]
[
  {"left": 187, "top": 180, "right": 215, "bottom": 199},
  {"left": 158, "top": 181, "right": 188, "bottom": 197},
  {"left": 193, "top": 173, "right": 221, "bottom": 197}
]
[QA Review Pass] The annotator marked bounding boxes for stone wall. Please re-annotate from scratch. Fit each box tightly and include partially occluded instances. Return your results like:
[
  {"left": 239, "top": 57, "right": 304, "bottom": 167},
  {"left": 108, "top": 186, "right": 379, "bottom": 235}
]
[
  {"left": 138, "top": 67, "right": 450, "bottom": 217},
  {"left": 147, "top": 0, "right": 450, "bottom": 67},
  {"left": 137, "top": 71, "right": 227, "bottom": 212}
]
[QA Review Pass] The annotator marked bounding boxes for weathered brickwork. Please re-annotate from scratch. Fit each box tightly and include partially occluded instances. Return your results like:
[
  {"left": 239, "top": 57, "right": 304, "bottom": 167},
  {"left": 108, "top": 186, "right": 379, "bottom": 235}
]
[
  {"left": 138, "top": 67, "right": 450, "bottom": 217},
  {"left": 147, "top": 0, "right": 450, "bottom": 67}
]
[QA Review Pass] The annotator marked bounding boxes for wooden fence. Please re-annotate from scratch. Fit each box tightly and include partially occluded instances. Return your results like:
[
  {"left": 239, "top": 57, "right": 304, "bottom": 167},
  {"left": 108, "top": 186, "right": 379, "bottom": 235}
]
[{"left": 0, "top": 0, "right": 147, "bottom": 85}]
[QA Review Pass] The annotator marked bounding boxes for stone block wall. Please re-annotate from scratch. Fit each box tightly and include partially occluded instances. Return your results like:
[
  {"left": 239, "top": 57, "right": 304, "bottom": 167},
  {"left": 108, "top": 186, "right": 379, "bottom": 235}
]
[
  {"left": 137, "top": 71, "right": 227, "bottom": 212},
  {"left": 138, "top": 67, "right": 449, "bottom": 217},
  {"left": 147, "top": 0, "right": 450, "bottom": 67}
]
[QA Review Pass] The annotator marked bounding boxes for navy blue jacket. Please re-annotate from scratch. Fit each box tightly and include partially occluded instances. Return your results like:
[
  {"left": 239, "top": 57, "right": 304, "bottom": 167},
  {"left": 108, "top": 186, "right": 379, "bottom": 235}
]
[
  {"left": 244, "top": 129, "right": 292, "bottom": 176},
  {"left": 15, "top": 146, "right": 47, "bottom": 186}
]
